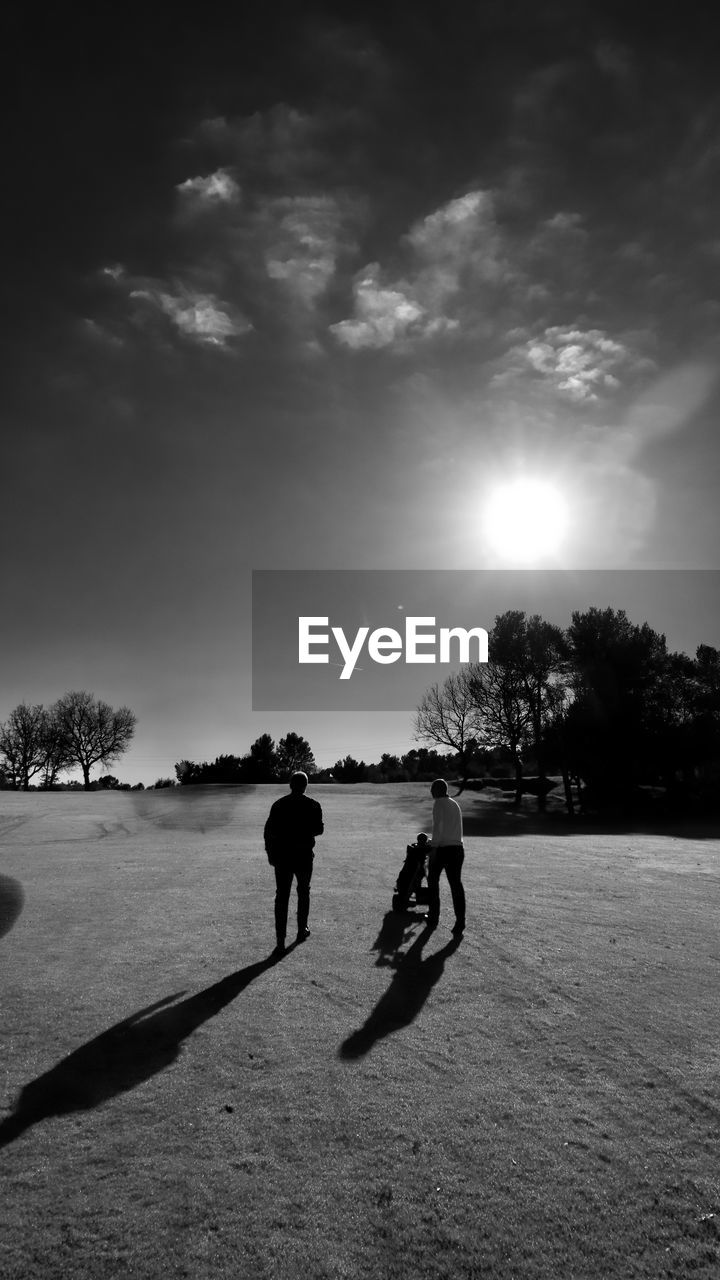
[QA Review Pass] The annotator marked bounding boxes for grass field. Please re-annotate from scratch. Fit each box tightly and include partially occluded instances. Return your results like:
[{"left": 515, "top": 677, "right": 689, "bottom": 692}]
[{"left": 1, "top": 784, "right": 720, "bottom": 1279}]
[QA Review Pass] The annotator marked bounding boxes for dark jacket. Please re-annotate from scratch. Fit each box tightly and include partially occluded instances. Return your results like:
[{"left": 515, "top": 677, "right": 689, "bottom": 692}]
[{"left": 264, "top": 793, "right": 324, "bottom": 860}]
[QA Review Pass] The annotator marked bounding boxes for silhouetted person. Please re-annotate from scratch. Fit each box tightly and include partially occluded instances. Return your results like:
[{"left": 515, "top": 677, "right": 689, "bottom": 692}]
[
  {"left": 425, "top": 778, "right": 465, "bottom": 937},
  {"left": 264, "top": 771, "right": 324, "bottom": 955}
]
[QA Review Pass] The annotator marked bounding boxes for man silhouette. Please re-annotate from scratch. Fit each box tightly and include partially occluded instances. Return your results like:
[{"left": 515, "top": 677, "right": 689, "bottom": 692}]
[{"left": 264, "top": 771, "right": 324, "bottom": 955}]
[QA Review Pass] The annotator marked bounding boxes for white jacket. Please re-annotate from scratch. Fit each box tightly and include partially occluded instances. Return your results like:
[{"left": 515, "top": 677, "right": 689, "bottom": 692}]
[{"left": 431, "top": 795, "right": 463, "bottom": 847}]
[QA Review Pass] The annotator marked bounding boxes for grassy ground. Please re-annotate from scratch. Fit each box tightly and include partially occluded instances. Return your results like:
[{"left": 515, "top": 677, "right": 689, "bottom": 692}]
[{"left": 1, "top": 784, "right": 720, "bottom": 1279}]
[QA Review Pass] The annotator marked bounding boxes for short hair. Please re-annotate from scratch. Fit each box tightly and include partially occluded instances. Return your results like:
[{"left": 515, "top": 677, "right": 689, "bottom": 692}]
[
  {"left": 431, "top": 778, "right": 448, "bottom": 797},
  {"left": 289, "top": 771, "right": 308, "bottom": 793}
]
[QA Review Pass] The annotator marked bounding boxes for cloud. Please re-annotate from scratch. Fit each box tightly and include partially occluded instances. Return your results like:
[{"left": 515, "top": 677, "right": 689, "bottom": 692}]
[
  {"left": 532, "top": 211, "right": 587, "bottom": 249},
  {"left": 80, "top": 317, "right": 125, "bottom": 350},
  {"left": 329, "top": 266, "right": 428, "bottom": 350},
  {"left": 98, "top": 264, "right": 247, "bottom": 351},
  {"left": 527, "top": 329, "right": 625, "bottom": 399},
  {"left": 97, "top": 149, "right": 362, "bottom": 344},
  {"left": 128, "top": 281, "right": 252, "bottom": 348},
  {"left": 99, "top": 94, "right": 679, "bottom": 367},
  {"left": 262, "top": 195, "right": 354, "bottom": 307},
  {"left": 96, "top": 185, "right": 357, "bottom": 348},
  {"left": 329, "top": 186, "right": 628, "bottom": 358},
  {"left": 176, "top": 168, "right": 241, "bottom": 215},
  {"left": 170, "top": 108, "right": 368, "bottom": 329},
  {"left": 495, "top": 326, "right": 651, "bottom": 402},
  {"left": 189, "top": 106, "right": 324, "bottom": 183},
  {"left": 331, "top": 189, "right": 507, "bottom": 350},
  {"left": 407, "top": 190, "right": 513, "bottom": 312},
  {"left": 407, "top": 191, "right": 501, "bottom": 269}
]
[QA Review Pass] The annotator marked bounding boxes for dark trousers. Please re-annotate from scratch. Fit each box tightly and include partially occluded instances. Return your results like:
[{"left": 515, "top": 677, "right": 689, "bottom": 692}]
[
  {"left": 274, "top": 849, "right": 314, "bottom": 942},
  {"left": 426, "top": 845, "right": 465, "bottom": 928}
]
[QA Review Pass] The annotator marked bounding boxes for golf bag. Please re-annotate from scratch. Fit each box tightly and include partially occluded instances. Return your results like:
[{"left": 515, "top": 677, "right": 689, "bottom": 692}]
[{"left": 392, "top": 843, "right": 430, "bottom": 912}]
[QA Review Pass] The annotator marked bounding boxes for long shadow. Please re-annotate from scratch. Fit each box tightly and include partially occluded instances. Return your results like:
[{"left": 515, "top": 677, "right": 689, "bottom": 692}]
[
  {"left": 461, "top": 798, "right": 720, "bottom": 840},
  {"left": 371, "top": 909, "right": 426, "bottom": 968},
  {"left": 340, "top": 929, "right": 460, "bottom": 1060},
  {"left": 0, "top": 951, "right": 285, "bottom": 1149},
  {"left": 0, "top": 874, "right": 24, "bottom": 940},
  {"left": 387, "top": 788, "right": 720, "bottom": 841}
]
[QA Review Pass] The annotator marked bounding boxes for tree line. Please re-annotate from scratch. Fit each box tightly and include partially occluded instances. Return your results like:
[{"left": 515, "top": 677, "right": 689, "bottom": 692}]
[
  {"left": 415, "top": 606, "right": 720, "bottom": 816},
  {"left": 0, "top": 692, "right": 136, "bottom": 791},
  {"left": 174, "top": 735, "right": 465, "bottom": 786},
  {"left": 175, "top": 731, "right": 317, "bottom": 785},
  {"left": 4, "top": 605, "right": 717, "bottom": 812}
]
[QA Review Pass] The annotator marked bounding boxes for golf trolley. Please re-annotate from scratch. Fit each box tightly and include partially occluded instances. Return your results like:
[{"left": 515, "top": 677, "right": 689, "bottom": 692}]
[{"left": 391, "top": 841, "right": 431, "bottom": 912}]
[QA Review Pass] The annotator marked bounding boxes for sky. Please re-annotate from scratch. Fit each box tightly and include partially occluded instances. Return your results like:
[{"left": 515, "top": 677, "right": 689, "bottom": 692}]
[{"left": 3, "top": 2, "right": 720, "bottom": 784}]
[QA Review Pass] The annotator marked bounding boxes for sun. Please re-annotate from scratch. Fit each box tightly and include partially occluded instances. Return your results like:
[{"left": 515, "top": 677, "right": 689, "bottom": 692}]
[{"left": 483, "top": 477, "right": 569, "bottom": 562}]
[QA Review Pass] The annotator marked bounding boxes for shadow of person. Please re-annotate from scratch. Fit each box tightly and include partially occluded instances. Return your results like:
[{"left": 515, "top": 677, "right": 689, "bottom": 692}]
[
  {"left": 0, "top": 951, "right": 284, "bottom": 1149},
  {"left": 0, "top": 874, "right": 24, "bottom": 940},
  {"left": 339, "top": 929, "right": 461, "bottom": 1060},
  {"left": 370, "top": 909, "right": 425, "bottom": 968}
]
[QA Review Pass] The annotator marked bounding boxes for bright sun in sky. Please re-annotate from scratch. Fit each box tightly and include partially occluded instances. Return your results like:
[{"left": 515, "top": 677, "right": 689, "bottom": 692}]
[{"left": 483, "top": 477, "right": 570, "bottom": 562}]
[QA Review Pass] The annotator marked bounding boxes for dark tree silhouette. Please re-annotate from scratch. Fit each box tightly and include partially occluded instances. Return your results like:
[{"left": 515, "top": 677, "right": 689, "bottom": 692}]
[
  {"left": 414, "top": 670, "right": 481, "bottom": 785},
  {"left": 276, "top": 731, "right": 316, "bottom": 779},
  {"left": 331, "top": 755, "right": 370, "bottom": 782},
  {"left": 246, "top": 733, "right": 278, "bottom": 782},
  {"left": 489, "top": 611, "right": 569, "bottom": 811},
  {"left": 0, "top": 703, "right": 48, "bottom": 789},
  {"left": 465, "top": 661, "right": 533, "bottom": 805},
  {"left": 688, "top": 645, "right": 720, "bottom": 773},
  {"left": 565, "top": 607, "right": 669, "bottom": 805},
  {"left": 52, "top": 691, "right": 136, "bottom": 790},
  {"left": 0, "top": 703, "right": 71, "bottom": 790},
  {"left": 175, "top": 758, "right": 201, "bottom": 784}
]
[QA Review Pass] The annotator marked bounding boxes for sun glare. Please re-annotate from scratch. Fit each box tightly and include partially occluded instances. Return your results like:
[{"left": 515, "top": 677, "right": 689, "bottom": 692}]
[{"left": 483, "top": 477, "right": 569, "bottom": 562}]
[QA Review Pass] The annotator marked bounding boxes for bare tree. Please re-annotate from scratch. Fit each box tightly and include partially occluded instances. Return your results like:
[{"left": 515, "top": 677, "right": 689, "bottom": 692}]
[
  {"left": 0, "top": 703, "right": 58, "bottom": 790},
  {"left": 52, "top": 691, "right": 136, "bottom": 790},
  {"left": 415, "top": 613, "right": 570, "bottom": 809},
  {"left": 38, "top": 710, "right": 73, "bottom": 788},
  {"left": 414, "top": 670, "right": 482, "bottom": 784},
  {"left": 465, "top": 662, "right": 534, "bottom": 805}
]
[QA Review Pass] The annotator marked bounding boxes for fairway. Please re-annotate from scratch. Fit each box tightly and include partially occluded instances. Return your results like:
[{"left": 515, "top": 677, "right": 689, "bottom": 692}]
[{"left": 2, "top": 785, "right": 720, "bottom": 1279}]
